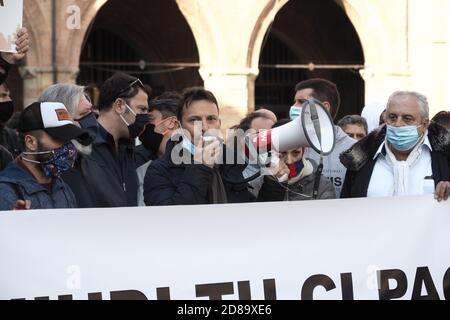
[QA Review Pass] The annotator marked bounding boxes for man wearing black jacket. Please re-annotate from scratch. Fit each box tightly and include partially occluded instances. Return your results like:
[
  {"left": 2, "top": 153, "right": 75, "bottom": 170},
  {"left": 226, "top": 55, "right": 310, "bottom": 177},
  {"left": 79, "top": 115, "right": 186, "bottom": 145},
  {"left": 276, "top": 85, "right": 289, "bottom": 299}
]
[
  {"left": 65, "top": 73, "right": 163, "bottom": 207},
  {"left": 144, "top": 87, "right": 256, "bottom": 206}
]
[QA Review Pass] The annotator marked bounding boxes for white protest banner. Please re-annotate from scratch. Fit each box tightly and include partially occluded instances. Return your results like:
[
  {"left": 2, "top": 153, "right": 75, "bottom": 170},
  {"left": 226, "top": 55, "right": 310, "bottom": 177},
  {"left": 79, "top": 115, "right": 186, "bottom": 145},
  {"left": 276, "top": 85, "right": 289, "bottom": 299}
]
[
  {"left": 0, "top": 0, "right": 23, "bottom": 53},
  {"left": 0, "top": 195, "right": 449, "bottom": 300}
]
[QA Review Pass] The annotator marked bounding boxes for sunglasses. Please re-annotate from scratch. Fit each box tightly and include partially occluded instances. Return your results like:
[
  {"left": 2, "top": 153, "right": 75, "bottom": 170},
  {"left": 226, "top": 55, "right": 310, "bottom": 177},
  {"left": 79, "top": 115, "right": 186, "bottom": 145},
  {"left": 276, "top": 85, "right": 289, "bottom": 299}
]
[{"left": 116, "top": 78, "right": 144, "bottom": 99}]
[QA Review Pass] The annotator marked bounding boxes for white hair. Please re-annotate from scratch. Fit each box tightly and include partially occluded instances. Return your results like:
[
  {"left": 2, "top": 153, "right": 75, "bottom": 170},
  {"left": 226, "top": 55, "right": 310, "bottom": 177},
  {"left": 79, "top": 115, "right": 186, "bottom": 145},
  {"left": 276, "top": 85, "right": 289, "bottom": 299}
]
[
  {"left": 39, "top": 84, "right": 85, "bottom": 117},
  {"left": 387, "top": 91, "right": 429, "bottom": 120}
]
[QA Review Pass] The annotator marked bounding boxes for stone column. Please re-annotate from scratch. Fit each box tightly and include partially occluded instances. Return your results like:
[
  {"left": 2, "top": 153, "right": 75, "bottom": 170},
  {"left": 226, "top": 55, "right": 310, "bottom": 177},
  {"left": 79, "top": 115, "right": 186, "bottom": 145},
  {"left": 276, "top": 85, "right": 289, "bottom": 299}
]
[
  {"left": 200, "top": 68, "right": 258, "bottom": 129},
  {"left": 20, "top": 66, "right": 79, "bottom": 107},
  {"left": 177, "top": 0, "right": 282, "bottom": 128}
]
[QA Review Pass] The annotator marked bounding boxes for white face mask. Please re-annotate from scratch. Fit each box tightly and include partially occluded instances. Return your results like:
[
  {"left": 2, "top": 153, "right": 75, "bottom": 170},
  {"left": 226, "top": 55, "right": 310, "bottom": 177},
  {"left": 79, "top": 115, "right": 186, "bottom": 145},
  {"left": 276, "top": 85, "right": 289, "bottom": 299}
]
[
  {"left": 289, "top": 106, "right": 302, "bottom": 120},
  {"left": 119, "top": 102, "right": 136, "bottom": 127}
]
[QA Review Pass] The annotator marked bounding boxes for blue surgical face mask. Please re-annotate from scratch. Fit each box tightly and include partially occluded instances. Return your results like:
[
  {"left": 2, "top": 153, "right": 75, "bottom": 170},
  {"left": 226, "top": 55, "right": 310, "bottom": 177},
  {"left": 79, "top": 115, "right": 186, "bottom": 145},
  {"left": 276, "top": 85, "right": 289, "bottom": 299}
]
[
  {"left": 177, "top": 119, "right": 198, "bottom": 156},
  {"left": 386, "top": 124, "right": 423, "bottom": 152},
  {"left": 289, "top": 106, "right": 302, "bottom": 120},
  {"left": 182, "top": 136, "right": 196, "bottom": 156}
]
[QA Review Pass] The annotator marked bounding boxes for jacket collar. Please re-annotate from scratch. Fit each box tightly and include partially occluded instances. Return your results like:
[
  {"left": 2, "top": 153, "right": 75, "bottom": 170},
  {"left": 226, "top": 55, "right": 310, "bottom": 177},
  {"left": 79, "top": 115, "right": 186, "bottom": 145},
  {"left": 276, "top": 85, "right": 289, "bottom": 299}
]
[
  {"left": 0, "top": 161, "right": 65, "bottom": 195},
  {"left": 340, "top": 122, "right": 450, "bottom": 171},
  {"left": 95, "top": 124, "right": 135, "bottom": 154}
]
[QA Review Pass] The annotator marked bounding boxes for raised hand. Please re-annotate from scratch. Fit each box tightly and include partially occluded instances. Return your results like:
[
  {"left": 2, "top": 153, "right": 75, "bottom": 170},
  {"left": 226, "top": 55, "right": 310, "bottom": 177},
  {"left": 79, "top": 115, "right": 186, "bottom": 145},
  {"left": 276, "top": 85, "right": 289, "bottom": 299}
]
[{"left": 1, "top": 27, "right": 30, "bottom": 64}]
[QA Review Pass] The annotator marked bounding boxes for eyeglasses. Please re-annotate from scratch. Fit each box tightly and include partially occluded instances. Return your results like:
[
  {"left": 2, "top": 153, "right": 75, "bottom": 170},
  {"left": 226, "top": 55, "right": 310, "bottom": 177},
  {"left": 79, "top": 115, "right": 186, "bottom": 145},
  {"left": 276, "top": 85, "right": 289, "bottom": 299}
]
[{"left": 116, "top": 78, "right": 144, "bottom": 99}]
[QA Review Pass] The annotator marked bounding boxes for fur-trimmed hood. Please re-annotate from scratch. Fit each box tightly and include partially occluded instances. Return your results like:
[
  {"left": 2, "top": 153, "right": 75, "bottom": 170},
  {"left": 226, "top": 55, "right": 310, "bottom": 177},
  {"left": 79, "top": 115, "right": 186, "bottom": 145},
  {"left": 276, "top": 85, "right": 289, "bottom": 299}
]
[{"left": 340, "top": 122, "right": 450, "bottom": 172}]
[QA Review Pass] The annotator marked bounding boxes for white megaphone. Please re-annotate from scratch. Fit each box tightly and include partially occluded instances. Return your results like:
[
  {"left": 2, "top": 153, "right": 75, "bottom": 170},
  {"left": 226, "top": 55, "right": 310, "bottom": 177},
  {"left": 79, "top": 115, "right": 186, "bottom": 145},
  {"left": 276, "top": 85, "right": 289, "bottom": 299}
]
[{"left": 245, "top": 99, "right": 335, "bottom": 166}]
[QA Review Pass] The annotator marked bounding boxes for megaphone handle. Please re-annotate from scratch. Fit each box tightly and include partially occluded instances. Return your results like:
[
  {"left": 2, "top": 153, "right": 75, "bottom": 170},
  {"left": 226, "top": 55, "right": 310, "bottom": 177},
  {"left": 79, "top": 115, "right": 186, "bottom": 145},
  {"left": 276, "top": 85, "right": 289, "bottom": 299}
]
[
  {"left": 312, "top": 161, "right": 324, "bottom": 200},
  {"left": 309, "top": 99, "right": 322, "bottom": 146}
]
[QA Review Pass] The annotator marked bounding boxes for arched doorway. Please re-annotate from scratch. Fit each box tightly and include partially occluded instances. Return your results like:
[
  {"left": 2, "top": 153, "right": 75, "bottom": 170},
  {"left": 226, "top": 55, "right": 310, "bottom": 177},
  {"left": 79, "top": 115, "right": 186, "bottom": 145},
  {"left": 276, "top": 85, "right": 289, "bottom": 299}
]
[
  {"left": 255, "top": 0, "right": 365, "bottom": 121},
  {"left": 77, "top": 0, "right": 202, "bottom": 99}
]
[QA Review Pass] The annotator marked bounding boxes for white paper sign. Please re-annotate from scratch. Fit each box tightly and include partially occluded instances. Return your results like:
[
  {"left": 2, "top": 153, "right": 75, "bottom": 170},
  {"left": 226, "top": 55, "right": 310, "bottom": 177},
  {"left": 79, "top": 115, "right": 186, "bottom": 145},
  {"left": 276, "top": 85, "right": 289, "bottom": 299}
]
[
  {"left": 0, "top": 195, "right": 449, "bottom": 300},
  {"left": 0, "top": 0, "right": 23, "bottom": 53}
]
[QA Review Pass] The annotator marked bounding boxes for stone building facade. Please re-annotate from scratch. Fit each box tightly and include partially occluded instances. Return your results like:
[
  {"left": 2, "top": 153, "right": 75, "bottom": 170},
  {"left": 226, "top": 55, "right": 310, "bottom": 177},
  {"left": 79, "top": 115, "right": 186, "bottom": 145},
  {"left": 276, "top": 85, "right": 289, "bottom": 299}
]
[{"left": 9, "top": 0, "right": 450, "bottom": 127}]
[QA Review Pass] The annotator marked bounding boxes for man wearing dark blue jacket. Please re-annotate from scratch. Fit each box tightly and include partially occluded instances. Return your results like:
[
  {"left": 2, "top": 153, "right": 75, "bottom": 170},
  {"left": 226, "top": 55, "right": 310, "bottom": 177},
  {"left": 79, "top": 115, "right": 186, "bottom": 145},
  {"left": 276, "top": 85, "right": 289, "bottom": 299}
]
[
  {"left": 143, "top": 87, "right": 256, "bottom": 206},
  {"left": 0, "top": 102, "right": 91, "bottom": 211}
]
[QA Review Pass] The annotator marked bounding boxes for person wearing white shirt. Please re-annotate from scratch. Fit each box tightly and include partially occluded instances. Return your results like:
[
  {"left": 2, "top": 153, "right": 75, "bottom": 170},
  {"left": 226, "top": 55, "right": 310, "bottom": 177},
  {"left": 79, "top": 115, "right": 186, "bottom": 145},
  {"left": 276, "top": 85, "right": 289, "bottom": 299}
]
[{"left": 340, "top": 91, "right": 450, "bottom": 202}]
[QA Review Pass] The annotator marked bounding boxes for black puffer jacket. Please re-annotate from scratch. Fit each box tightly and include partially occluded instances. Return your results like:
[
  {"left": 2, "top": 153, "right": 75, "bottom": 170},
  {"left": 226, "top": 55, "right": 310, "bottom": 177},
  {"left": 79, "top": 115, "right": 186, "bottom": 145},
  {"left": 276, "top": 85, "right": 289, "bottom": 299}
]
[{"left": 143, "top": 140, "right": 256, "bottom": 206}]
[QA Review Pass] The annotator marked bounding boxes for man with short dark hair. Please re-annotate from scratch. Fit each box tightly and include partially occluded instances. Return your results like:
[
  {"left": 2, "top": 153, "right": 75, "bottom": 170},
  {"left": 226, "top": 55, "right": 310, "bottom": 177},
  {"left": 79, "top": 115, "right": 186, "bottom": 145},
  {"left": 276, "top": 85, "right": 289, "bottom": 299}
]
[
  {"left": 293, "top": 79, "right": 341, "bottom": 118},
  {"left": 0, "top": 102, "right": 91, "bottom": 211},
  {"left": 338, "top": 115, "right": 368, "bottom": 141},
  {"left": 136, "top": 98, "right": 180, "bottom": 206},
  {"left": 290, "top": 78, "right": 356, "bottom": 197},
  {"left": 144, "top": 87, "right": 255, "bottom": 206},
  {"left": 66, "top": 73, "right": 163, "bottom": 208}
]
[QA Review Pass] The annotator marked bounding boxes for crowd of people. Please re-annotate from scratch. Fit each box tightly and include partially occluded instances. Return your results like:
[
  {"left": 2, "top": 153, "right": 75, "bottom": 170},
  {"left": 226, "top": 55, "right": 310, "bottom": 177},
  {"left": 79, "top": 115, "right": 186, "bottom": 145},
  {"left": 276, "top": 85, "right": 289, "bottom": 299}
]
[{"left": 0, "top": 28, "right": 449, "bottom": 211}]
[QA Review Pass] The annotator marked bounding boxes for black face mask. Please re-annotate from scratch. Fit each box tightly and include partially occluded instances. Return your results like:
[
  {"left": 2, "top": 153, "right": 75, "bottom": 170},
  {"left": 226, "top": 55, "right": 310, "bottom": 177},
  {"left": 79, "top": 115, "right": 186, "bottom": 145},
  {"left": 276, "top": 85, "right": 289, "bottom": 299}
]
[
  {"left": 138, "top": 123, "right": 164, "bottom": 154},
  {"left": 128, "top": 113, "right": 151, "bottom": 139},
  {"left": 119, "top": 103, "right": 151, "bottom": 139},
  {"left": 0, "top": 101, "right": 14, "bottom": 123},
  {"left": 76, "top": 112, "right": 99, "bottom": 139}
]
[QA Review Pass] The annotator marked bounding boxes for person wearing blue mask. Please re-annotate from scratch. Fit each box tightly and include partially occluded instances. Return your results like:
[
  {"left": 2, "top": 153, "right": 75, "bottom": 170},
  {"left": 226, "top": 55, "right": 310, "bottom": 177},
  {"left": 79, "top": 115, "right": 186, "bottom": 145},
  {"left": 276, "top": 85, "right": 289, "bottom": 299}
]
[
  {"left": 340, "top": 91, "right": 450, "bottom": 202},
  {"left": 290, "top": 79, "right": 356, "bottom": 197},
  {"left": 0, "top": 102, "right": 92, "bottom": 211},
  {"left": 144, "top": 87, "right": 257, "bottom": 206}
]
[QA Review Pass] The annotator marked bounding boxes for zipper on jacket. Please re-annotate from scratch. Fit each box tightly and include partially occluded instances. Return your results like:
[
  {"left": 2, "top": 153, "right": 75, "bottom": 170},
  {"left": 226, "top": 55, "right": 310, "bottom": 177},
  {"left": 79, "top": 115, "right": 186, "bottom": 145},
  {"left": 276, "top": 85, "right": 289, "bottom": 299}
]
[{"left": 123, "top": 182, "right": 127, "bottom": 192}]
